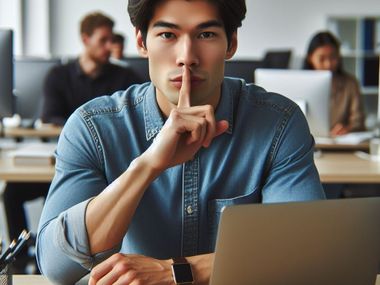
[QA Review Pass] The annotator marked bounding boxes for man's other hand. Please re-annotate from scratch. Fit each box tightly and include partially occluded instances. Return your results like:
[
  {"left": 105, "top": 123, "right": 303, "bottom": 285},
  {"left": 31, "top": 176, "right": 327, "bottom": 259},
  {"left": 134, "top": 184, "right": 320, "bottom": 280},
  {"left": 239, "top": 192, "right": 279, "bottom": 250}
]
[{"left": 88, "top": 253, "right": 173, "bottom": 285}]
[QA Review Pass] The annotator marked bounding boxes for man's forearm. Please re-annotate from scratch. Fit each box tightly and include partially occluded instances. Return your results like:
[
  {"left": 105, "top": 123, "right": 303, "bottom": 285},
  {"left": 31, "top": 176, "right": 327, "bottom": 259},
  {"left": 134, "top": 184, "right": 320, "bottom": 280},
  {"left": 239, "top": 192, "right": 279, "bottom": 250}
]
[{"left": 86, "top": 155, "right": 161, "bottom": 254}]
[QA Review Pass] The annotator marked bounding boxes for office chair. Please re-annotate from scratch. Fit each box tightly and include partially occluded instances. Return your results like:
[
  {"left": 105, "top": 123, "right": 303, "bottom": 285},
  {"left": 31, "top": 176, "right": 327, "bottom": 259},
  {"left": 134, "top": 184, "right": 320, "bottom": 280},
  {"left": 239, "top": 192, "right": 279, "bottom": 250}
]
[
  {"left": 123, "top": 57, "right": 150, "bottom": 83},
  {"left": 224, "top": 60, "right": 264, "bottom": 83},
  {"left": 262, "top": 50, "right": 292, "bottom": 69},
  {"left": 14, "top": 58, "right": 62, "bottom": 127}
]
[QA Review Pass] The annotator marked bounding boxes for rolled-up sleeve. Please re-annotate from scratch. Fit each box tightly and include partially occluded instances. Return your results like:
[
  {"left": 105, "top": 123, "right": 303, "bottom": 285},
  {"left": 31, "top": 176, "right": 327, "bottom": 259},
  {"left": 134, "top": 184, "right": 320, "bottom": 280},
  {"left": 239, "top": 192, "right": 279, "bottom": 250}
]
[{"left": 36, "top": 111, "right": 121, "bottom": 284}]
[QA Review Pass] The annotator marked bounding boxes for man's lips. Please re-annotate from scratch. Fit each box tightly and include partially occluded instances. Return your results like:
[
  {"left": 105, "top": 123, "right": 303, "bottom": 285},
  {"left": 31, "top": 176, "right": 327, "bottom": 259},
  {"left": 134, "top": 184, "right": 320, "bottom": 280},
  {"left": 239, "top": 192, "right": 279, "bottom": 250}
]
[
  {"left": 170, "top": 75, "right": 204, "bottom": 82},
  {"left": 170, "top": 75, "right": 204, "bottom": 89}
]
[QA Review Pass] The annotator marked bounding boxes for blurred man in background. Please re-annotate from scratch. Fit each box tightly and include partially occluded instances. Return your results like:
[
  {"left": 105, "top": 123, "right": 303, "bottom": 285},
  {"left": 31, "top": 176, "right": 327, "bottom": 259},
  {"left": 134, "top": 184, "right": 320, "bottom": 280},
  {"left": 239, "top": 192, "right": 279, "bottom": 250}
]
[
  {"left": 110, "top": 33, "right": 126, "bottom": 60},
  {"left": 41, "top": 12, "right": 140, "bottom": 125}
]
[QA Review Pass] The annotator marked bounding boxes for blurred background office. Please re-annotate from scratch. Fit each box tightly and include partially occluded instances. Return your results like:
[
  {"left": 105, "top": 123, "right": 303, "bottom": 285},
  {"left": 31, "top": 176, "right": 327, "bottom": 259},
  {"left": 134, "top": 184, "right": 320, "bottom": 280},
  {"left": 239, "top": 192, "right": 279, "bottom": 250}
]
[{"left": 0, "top": 0, "right": 379, "bottom": 275}]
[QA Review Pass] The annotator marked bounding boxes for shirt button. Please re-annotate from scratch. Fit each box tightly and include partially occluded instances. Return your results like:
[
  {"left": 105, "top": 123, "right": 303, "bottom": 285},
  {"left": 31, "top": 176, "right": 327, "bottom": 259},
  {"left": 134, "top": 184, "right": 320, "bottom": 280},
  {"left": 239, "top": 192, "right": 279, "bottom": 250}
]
[{"left": 186, "top": 205, "right": 193, "bottom": 215}]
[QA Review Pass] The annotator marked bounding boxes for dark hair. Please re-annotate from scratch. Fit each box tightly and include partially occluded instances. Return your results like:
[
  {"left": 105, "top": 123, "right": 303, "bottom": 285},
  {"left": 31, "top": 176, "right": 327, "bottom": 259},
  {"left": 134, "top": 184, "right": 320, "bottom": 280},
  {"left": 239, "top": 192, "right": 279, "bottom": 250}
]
[
  {"left": 80, "top": 12, "right": 114, "bottom": 36},
  {"left": 127, "top": 0, "right": 246, "bottom": 48},
  {"left": 303, "top": 31, "right": 344, "bottom": 74},
  {"left": 112, "top": 33, "right": 125, "bottom": 44}
]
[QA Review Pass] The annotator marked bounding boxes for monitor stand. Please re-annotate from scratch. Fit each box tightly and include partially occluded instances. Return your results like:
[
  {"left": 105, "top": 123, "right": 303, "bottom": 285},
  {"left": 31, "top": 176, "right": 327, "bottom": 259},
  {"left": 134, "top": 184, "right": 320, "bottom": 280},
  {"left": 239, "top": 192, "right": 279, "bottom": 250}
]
[{"left": 19, "top": 118, "right": 35, "bottom": 129}]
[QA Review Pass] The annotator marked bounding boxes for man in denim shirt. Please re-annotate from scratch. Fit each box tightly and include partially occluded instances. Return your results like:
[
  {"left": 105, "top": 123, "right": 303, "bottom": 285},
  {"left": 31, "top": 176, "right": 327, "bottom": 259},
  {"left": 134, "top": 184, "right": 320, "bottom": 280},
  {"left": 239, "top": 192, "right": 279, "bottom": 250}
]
[{"left": 37, "top": 0, "right": 325, "bottom": 284}]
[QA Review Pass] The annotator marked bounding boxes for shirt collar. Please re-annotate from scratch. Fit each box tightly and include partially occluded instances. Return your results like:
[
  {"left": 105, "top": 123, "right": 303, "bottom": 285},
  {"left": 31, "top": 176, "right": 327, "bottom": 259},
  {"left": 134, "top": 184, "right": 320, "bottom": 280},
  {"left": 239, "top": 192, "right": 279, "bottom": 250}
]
[
  {"left": 74, "top": 59, "right": 85, "bottom": 77},
  {"left": 215, "top": 79, "right": 238, "bottom": 135},
  {"left": 143, "top": 78, "right": 238, "bottom": 141},
  {"left": 143, "top": 83, "right": 165, "bottom": 141}
]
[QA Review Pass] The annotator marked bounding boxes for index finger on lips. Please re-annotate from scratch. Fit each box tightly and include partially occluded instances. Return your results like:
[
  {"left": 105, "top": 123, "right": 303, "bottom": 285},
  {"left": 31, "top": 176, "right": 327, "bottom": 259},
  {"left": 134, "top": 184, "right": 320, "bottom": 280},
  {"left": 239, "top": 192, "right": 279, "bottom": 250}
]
[{"left": 177, "top": 65, "right": 191, "bottom": 108}]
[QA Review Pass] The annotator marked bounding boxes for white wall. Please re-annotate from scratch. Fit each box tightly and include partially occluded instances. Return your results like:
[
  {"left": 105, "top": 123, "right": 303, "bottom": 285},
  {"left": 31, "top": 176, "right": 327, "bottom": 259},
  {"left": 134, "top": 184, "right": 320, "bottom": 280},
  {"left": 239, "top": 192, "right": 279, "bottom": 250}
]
[
  {"left": 23, "top": 0, "right": 50, "bottom": 56},
  {"left": 0, "top": 0, "right": 23, "bottom": 55}
]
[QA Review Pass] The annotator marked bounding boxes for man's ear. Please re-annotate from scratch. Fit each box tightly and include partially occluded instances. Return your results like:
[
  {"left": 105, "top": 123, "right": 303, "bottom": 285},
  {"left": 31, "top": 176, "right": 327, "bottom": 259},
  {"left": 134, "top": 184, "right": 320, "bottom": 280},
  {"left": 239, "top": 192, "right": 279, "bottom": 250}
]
[
  {"left": 136, "top": 29, "right": 148, "bottom": 58},
  {"left": 81, "top": 33, "right": 90, "bottom": 46},
  {"left": 225, "top": 31, "right": 238, "bottom": 60}
]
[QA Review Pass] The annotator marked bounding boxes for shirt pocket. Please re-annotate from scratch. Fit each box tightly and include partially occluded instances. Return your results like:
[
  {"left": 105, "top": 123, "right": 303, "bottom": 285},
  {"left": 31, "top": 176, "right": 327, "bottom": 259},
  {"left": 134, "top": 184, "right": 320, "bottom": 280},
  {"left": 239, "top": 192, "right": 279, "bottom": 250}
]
[{"left": 207, "top": 188, "right": 261, "bottom": 251}]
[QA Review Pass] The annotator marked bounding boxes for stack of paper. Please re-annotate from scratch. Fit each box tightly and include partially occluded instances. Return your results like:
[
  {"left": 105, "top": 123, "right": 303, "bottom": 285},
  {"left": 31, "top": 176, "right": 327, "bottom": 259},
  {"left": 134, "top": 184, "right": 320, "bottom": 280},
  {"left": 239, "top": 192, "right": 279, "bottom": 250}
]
[
  {"left": 333, "top": 131, "right": 373, "bottom": 145},
  {"left": 315, "top": 131, "right": 374, "bottom": 145},
  {"left": 8, "top": 143, "right": 57, "bottom": 166}
]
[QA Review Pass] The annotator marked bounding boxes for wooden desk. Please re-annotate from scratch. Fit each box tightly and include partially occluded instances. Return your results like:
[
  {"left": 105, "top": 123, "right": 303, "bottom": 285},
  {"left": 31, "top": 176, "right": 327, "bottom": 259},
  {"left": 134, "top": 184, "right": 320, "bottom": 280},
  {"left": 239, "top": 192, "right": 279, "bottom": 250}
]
[
  {"left": 1, "top": 150, "right": 380, "bottom": 184},
  {"left": 3, "top": 126, "right": 62, "bottom": 139},
  {"left": 0, "top": 151, "right": 55, "bottom": 183},
  {"left": 11, "top": 274, "right": 380, "bottom": 284},
  {"left": 0, "top": 125, "right": 59, "bottom": 183},
  {"left": 316, "top": 142, "right": 369, "bottom": 151},
  {"left": 12, "top": 275, "right": 88, "bottom": 285},
  {"left": 315, "top": 151, "right": 380, "bottom": 183}
]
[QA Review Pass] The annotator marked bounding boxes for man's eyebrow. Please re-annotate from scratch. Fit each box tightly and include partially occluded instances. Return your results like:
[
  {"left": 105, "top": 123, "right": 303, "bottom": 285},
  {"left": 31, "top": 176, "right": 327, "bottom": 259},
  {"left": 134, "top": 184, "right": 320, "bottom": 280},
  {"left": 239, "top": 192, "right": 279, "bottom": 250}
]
[
  {"left": 152, "top": 20, "right": 223, "bottom": 30},
  {"left": 152, "top": 21, "right": 179, "bottom": 29},
  {"left": 197, "top": 20, "right": 223, "bottom": 29}
]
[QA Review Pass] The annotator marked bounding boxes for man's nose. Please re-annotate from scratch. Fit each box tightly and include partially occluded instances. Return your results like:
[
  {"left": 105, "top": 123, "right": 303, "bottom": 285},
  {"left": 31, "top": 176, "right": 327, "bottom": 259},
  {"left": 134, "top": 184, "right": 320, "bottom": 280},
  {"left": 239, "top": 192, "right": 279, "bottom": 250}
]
[{"left": 176, "top": 36, "right": 199, "bottom": 67}]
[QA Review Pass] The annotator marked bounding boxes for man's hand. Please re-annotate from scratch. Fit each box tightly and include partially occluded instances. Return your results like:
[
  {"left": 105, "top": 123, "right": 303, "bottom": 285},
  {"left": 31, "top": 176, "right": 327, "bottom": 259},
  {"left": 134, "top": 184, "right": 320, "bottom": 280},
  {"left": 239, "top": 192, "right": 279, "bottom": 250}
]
[
  {"left": 141, "top": 65, "right": 229, "bottom": 172},
  {"left": 88, "top": 253, "right": 215, "bottom": 285},
  {"left": 88, "top": 253, "right": 173, "bottom": 285}
]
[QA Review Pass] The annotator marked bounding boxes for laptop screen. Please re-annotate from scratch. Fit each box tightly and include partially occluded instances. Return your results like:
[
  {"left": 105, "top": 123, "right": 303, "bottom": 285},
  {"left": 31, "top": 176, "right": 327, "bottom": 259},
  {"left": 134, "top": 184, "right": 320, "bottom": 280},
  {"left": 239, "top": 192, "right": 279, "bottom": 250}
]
[{"left": 210, "top": 198, "right": 380, "bottom": 285}]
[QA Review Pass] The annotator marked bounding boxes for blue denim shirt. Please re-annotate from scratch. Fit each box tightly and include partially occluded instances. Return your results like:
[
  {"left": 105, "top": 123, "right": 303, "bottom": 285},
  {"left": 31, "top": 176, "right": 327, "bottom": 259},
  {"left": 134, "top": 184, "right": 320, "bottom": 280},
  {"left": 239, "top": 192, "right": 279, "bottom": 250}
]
[{"left": 36, "top": 78, "right": 325, "bottom": 284}]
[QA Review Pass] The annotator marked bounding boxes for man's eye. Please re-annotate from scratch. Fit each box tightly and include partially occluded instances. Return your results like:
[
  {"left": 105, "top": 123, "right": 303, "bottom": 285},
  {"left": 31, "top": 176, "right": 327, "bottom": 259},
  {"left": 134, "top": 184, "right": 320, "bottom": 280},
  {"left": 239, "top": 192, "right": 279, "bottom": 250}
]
[
  {"left": 199, "top": 32, "right": 215, "bottom": 39},
  {"left": 160, "top": 32, "right": 175, "bottom": 39}
]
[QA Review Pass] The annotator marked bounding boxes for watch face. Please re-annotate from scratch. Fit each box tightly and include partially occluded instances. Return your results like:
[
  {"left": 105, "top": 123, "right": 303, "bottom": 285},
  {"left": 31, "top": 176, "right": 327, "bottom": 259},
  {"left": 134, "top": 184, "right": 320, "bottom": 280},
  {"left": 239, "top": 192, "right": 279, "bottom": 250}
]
[{"left": 172, "top": 263, "right": 193, "bottom": 283}]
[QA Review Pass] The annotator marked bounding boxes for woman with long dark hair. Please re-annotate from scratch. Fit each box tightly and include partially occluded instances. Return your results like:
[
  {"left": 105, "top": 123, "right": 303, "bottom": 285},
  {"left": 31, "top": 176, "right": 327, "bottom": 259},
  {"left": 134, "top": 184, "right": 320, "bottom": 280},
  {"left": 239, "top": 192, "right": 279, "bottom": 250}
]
[{"left": 304, "top": 31, "right": 365, "bottom": 135}]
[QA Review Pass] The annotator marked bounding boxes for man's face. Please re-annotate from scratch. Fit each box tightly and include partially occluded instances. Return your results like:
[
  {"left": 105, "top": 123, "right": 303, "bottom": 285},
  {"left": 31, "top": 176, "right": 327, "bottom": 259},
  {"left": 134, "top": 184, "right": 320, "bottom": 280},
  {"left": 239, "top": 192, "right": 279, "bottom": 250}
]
[
  {"left": 83, "top": 26, "right": 113, "bottom": 64},
  {"left": 137, "top": 0, "right": 237, "bottom": 113},
  {"left": 111, "top": 42, "right": 124, "bottom": 59}
]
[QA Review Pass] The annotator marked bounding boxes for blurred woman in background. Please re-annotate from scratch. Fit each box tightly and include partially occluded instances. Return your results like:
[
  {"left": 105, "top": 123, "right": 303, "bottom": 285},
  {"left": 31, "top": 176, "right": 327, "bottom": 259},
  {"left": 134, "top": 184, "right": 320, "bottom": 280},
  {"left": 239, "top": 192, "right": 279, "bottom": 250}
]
[{"left": 304, "top": 31, "right": 365, "bottom": 136}]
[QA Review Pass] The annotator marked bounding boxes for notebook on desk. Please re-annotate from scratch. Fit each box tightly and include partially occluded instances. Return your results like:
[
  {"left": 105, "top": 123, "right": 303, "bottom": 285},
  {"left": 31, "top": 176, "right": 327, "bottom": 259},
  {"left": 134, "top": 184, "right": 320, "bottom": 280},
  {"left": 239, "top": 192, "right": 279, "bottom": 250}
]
[
  {"left": 7, "top": 142, "right": 57, "bottom": 166},
  {"left": 315, "top": 131, "right": 373, "bottom": 146},
  {"left": 210, "top": 198, "right": 380, "bottom": 285}
]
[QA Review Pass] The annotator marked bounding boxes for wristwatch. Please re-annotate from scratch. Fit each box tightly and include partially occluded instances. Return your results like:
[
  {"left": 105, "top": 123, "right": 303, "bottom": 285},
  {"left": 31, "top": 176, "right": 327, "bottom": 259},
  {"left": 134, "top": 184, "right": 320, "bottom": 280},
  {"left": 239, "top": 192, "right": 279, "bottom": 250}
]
[{"left": 171, "top": 257, "right": 194, "bottom": 284}]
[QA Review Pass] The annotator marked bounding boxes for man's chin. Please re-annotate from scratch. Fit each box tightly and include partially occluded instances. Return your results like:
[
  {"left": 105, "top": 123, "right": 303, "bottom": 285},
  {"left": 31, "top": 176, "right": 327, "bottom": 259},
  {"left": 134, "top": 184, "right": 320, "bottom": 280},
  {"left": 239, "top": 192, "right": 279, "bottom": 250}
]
[{"left": 94, "top": 56, "right": 110, "bottom": 65}]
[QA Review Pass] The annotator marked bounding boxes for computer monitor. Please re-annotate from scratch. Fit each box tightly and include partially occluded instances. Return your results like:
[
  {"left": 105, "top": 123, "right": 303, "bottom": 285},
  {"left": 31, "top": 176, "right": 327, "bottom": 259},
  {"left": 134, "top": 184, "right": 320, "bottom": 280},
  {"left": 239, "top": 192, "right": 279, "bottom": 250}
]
[
  {"left": 14, "top": 58, "right": 61, "bottom": 121},
  {"left": 262, "top": 50, "right": 292, "bottom": 69},
  {"left": 123, "top": 57, "right": 150, "bottom": 83},
  {"left": 254, "top": 69, "right": 332, "bottom": 137},
  {"left": 0, "top": 29, "right": 14, "bottom": 118},
  {"left": 224, "top": 60, "right": 264, "bottom": 83}
]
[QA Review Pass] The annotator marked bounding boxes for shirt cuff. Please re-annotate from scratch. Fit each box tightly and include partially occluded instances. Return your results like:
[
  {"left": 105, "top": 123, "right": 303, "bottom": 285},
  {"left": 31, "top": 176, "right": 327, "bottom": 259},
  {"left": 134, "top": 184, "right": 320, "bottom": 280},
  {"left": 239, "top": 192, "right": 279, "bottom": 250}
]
[{"left": 54, "top": 198, "right": 122, "bottom": 270}]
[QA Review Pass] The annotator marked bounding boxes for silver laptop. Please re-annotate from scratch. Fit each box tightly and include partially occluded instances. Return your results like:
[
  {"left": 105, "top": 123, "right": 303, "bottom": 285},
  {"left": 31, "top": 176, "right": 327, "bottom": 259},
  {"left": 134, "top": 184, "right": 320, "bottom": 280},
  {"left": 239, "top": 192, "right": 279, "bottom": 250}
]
[{"left": 210, "top": 198, "right": 380, "bottom": 285}]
